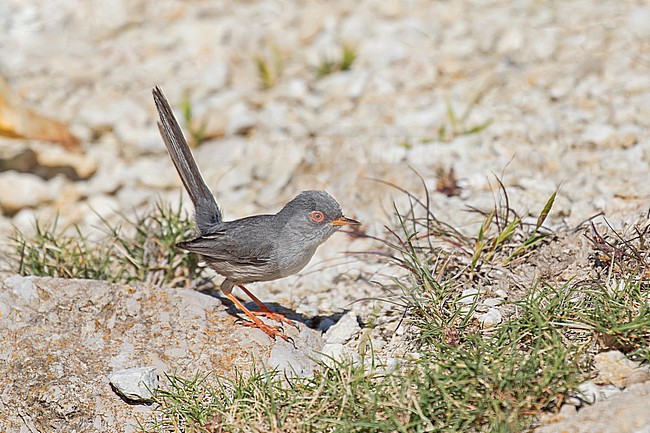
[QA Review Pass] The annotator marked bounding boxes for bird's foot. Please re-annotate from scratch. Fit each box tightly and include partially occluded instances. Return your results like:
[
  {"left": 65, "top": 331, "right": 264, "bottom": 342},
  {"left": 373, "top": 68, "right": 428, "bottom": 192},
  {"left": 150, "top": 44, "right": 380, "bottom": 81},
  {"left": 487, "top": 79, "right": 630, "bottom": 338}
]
[
  {"left": 224, "top": 291, "right": 295, "bottom": 341},
  {"left": 251, "top": 310, "right": 297, "bottom": 328},
  {"left": 241, "top": 317, "right": 290, "bottom": 341},
  {"left": 235, "top": 284, "right": 299, "bottom": 329}
]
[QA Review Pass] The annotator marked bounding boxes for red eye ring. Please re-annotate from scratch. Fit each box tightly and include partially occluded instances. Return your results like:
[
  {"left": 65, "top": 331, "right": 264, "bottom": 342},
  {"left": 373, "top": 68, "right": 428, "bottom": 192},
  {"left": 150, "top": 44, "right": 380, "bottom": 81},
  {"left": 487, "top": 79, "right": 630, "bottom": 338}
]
[{"left": 310, "top": 211, "right": 325, "bottom": 223}]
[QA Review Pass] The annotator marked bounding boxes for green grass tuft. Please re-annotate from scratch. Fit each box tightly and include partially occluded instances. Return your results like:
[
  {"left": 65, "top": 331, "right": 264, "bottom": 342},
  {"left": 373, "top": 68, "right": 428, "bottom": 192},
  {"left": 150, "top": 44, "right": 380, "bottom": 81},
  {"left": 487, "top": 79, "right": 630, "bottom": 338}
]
[
  {"left": 255, "top": 46, "right": 284, "bottom": 89},
  {"left": 141, "top": 361, "right": 414, "bottom": 433},
  {"left": 9, "top": 201, "right": 203, "bottom": 288},
  {"left": 180, "top": 94, "right": 208, "bottom": 148},
  {"left": 427, "top": 91, "right": 493, "bottom": 143},
  {"left": 315, "top": 44, "right": 358, "bottom": 78}
]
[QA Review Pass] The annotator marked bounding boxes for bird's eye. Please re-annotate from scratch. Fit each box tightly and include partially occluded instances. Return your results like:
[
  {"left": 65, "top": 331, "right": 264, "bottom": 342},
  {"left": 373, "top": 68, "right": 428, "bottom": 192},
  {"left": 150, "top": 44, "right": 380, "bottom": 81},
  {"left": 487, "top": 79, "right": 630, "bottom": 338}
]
[{"left": 310, "top": 211, "right": 325, "bottom": 223}]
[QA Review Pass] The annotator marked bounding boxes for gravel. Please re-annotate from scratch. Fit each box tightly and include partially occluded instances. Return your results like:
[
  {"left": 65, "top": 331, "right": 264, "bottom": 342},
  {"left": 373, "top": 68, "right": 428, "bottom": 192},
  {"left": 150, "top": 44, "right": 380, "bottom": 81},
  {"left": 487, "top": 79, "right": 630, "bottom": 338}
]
[{"left": 0, "top": 0, "right": 649, "bottom": 431}]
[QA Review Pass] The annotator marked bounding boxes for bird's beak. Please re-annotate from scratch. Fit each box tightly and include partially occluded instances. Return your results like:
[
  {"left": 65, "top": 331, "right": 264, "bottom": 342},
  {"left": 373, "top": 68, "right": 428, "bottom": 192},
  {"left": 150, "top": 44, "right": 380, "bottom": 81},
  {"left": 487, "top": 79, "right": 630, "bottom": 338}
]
[{"left": 330, "top": 216, "right": 361, "bottom": 226}]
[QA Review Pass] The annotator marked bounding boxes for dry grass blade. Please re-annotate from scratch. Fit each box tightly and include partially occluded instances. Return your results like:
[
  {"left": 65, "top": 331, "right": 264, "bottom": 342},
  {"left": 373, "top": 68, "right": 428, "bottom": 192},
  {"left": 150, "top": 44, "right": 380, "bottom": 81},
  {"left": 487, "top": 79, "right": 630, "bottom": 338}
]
[
  {"left": 536, "top": 190, "right": 556, "bottom": 231},
  {"left": 8, "top": 200, "right": 204, "bottom": 289}
]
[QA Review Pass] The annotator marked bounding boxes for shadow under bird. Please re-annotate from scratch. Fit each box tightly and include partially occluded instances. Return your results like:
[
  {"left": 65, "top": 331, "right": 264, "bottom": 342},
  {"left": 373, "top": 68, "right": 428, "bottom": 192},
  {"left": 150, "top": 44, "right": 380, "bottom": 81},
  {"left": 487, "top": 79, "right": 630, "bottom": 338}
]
[{"left": 152, "top": 86, "right": 360, "bottom": 340}]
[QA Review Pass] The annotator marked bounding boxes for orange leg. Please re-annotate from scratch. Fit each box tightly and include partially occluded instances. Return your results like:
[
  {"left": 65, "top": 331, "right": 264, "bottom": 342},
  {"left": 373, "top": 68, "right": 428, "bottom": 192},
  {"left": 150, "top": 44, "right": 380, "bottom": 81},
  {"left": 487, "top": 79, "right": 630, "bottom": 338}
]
[
  {"left": 224, "top": 292, "right": 289, "bottom": 341},
  {"left": 237, "top": 284, "right": 296, "bottom": 328}
]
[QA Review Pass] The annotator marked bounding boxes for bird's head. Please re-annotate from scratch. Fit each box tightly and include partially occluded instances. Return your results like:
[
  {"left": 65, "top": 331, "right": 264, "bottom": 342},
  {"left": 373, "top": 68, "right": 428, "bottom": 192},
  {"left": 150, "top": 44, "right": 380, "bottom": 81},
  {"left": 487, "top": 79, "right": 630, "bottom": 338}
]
[{"left": 276, "top": 190, "right": 360, "bottom": 244}]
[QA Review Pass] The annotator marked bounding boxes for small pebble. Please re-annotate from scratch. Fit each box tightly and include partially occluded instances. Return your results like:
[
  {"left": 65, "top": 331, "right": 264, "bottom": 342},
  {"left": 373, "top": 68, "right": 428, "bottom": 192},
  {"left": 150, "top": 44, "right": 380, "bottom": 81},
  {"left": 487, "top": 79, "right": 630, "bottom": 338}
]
[
  {"left": 476, "top": 308, "right": 502, "bottom": 328},
  {"left": 483, "top": 297, "right": 504, "bottom": 307},
  {"left": 594, "top": 350, "right": 641, "bottom": 388},
  {"left": 324, "top": 312, "right": 361, "bottom": 344},
  {"left": 108, "top": 366, "right": 159, "bottom": 403},
  {"left": 458, "top": 288, "right": 480, "bottom": 305}
]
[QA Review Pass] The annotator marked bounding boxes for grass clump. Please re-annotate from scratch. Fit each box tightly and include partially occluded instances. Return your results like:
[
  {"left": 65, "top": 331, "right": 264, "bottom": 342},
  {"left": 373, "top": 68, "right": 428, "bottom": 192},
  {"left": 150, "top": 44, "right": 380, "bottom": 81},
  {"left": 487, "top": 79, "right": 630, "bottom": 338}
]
[
  {"left": 255, "top": 46, "right": 284, "bottom": 89},
  {"left": 380, "top": 192, "right": 584, "bottom": 431},
  {"left": 375, "top": 174, "right": 556, "bottom": 275},
  {"left": 431, "top": 80, "right": 494, "bottom": 143},
  {"left": 470, "top": 182, "right": 556, "bottom": 269},
  {"left": 10, "top": 217, "right": 117, "bottom": 281},
  {"left": 435, "top": 100, "right": 492, "bottom": 142},
  {"left": 372, "top": 179, "right": 647, "bottom": 430},
  {"left": 9, "top": 201, "right": 203, "bottom": 288},
  {"left": 315, "top": 44, "right": 357, "bottom": 78},
  {"left": 413, "top": 321, "right": 580, "bottom": 431},
  {"left": 142, "top": 362, "right": 413, "bottom": 433},
  {"left": 575, "top": 217, "right": 650, "bottom": 360},
  {"left": 556, "top": 278, "right": 650, "bottom": 362},
  {"left": 180, "top": 94, "right": 208, "bottom": 148}
]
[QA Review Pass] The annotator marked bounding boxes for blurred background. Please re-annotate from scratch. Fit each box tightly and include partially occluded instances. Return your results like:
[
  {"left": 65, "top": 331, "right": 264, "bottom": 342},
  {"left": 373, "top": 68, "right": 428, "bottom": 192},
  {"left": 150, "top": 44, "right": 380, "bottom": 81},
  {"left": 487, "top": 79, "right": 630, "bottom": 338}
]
[{"left": 1, "top": 0, "right": 649, "bottom": 240}]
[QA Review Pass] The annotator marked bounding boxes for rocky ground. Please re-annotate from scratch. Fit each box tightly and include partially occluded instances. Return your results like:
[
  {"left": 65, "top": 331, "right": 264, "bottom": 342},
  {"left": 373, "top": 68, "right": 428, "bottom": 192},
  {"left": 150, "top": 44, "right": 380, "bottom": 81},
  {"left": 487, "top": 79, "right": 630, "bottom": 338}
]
[{"left": 1, "top": 0, "right": 649, "bottom": 432}]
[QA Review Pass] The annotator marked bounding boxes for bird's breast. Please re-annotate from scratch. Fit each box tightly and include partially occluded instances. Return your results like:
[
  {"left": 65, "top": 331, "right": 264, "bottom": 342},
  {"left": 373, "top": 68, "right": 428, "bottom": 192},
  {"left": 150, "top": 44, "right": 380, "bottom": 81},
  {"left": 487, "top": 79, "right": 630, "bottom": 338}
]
[{"left": 273, "top": 241, "right": 319, "bottom": 279}]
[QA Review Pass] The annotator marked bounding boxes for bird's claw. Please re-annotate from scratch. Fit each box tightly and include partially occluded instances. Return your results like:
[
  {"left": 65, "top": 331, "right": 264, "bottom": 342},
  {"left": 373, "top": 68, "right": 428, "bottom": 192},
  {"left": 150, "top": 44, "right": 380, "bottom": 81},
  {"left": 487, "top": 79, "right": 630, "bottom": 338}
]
[
  {"left": 251, "top": 310, "right": 298, "bottom": 328},
  {"left": 241, "top": 319, "right": 290, "bottom": 341}
]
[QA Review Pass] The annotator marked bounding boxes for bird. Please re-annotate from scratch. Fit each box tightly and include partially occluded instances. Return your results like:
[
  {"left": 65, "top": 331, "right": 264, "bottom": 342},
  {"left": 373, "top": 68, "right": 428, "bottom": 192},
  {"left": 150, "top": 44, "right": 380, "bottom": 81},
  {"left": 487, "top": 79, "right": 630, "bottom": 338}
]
[{"left": 152, "top": 86, "right": 360, "bottom": 340}]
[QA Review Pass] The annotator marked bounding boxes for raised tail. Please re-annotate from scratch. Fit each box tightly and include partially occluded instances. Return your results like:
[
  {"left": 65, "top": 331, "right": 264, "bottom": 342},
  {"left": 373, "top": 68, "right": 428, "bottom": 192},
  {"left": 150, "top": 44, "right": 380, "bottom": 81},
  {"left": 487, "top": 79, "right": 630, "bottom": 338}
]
[{"left": 153, "top": 86, "right": 222, "bottom": 232}]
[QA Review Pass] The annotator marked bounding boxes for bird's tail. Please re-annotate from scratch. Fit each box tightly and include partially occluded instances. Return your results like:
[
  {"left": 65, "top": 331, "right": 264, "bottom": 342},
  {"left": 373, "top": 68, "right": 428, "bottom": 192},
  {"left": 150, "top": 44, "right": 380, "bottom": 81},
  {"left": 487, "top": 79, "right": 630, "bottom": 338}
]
[{"left": 153, "top": 86, "right": 222, "bottom": 232}]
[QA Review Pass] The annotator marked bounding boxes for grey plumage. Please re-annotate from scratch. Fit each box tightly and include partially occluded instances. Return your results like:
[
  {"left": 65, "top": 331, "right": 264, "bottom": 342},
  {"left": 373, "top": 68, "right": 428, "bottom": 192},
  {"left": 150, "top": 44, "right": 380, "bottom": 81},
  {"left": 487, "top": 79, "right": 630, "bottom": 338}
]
[
  {"left": 178, "top": 190, "right": 344, "bottom": 283},
  {"left": 154, "top": 88, "right": 222, "bottom": 232},
  {"left": 153, "top": 86, "right": 359, "bottom": 340}
]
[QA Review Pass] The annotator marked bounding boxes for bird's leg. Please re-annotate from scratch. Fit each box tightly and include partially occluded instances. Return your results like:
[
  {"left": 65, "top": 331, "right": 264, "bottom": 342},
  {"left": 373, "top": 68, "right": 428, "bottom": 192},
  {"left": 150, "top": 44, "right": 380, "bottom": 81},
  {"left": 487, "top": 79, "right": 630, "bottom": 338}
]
[
  {"left": 223, "top": 292, "right": 289, "bottom": 341},
  {"left": 237, "top": 284, "right": 296, "bottom": 328}
]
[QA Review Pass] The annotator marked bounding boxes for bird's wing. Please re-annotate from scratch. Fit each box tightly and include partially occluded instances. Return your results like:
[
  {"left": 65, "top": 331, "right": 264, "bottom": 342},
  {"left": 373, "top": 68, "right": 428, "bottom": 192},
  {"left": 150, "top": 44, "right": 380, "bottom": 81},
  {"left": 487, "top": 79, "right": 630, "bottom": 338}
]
[{"left": 177, "top": 229, "right": 274, "bottom": 266}]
